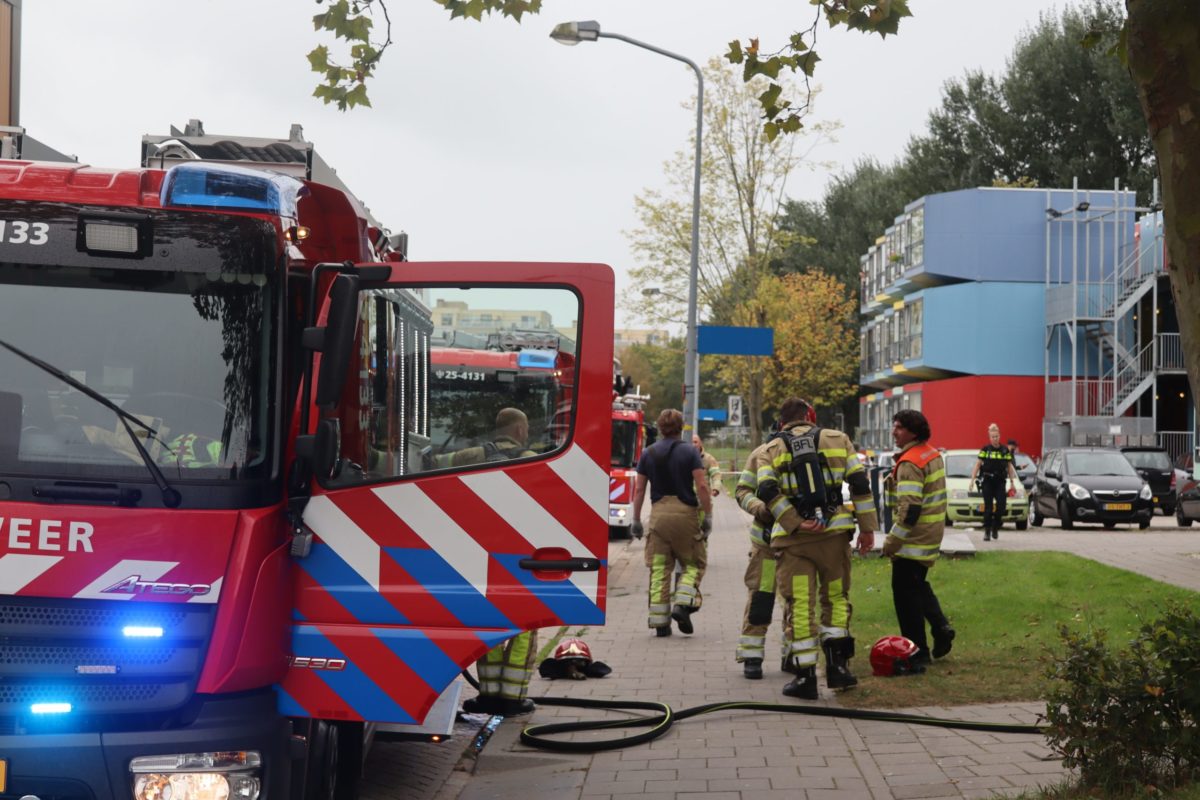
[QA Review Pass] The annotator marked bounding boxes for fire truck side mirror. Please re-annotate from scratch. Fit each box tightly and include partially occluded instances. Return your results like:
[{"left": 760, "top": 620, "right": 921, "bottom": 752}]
[{"left": 310, "top": 274, "right": 361, "bottom": 409}]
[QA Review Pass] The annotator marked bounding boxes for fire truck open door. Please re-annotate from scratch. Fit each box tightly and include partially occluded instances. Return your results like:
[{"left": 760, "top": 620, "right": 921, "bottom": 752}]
[{"left": 280, "top": 262, "right": 613, "bottom": 725}]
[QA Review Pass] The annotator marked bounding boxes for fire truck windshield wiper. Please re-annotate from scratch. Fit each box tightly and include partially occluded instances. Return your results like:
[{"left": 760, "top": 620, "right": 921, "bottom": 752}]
[{"left": 0, "top": 338, "right": 182, "bottom": 508}]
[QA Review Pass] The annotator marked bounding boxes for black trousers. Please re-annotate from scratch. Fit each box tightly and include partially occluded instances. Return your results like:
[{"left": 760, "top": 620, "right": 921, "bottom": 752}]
[
  {"left": 891, "top": 557, "right": 949, "bottom": 658},
  {"left": 980, "top": 475, "right": 1007, "bottom": 530}
]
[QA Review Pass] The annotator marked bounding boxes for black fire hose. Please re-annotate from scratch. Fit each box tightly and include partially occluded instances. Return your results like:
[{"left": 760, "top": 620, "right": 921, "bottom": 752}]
[
  {"left": 464, "top": 671, "right": 1045, "bottom": 753},
  {"left": 519, "top": 695, "right": 1046, "bottom": 753}
]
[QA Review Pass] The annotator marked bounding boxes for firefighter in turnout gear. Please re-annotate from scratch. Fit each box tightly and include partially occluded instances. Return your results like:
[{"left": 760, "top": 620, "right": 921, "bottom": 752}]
[
  {"left": 463, "top": 631, "right": 539, "bottom": 716},
  {"left": 632, "top": 409, "right": 713, "bottom": 636},
  {"left": 686, "top": 434, "right": 722, "bottom": 595},
  {"left": 883, "top": 409, "right": 955, "bottom": 665},
  {"left": 734, "top": 443, "right": 781, "bottom": 680},
  {"left": 435, "top": 407, "right": 537, "bottom": 468},
  {"left": 454, "top": 408, "right": 540, "bottom": 716},
  {"left": 750, "top": 398, "right": 877, "bottom": 699}
]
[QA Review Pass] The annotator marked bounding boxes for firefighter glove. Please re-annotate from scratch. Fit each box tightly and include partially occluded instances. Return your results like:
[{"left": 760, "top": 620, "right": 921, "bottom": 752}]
[
  {"left": 631, "top": 520, "right": 644, "bottom": 539},
  {"left": 700, "top": 514, "right": 713, "bottom": 537}
]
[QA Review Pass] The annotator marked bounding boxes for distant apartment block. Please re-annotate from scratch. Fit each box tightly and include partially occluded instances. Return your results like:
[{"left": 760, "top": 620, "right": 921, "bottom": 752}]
[
  {"left": 856, "top": 185, "right": 1194, "bottom": 461},
  {"left": 614, "top": 328, "right": 671, "bottom": 353}
]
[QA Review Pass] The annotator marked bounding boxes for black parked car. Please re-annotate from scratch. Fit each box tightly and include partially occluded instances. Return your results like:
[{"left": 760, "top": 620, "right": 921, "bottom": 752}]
[
  {"left": 1120, "top": 446, "right": 1176, "bottom": 515},
  {"left": 1176, "top": 451, "right": 1200, "bottom": 527},
  {"left": 1029, "top": 447, "right": 1153, "bottom": 530},
  {"left": 1013, "top": 451, "right": 1037, "bottom": 493}
]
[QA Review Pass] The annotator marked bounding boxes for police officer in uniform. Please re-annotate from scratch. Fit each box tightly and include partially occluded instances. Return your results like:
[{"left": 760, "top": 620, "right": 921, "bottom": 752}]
[
  {"left": 749, "top": 398, "right": 877, "bottom": 698},
  {"left": 884, "top": 409, "right": 954, "bottom": 665},
  {"left": 969, "top": 423, "right": 1017, "bottom": 541},
  {"left": 631, "top": 409, "right": 713, "bottom": 636}
]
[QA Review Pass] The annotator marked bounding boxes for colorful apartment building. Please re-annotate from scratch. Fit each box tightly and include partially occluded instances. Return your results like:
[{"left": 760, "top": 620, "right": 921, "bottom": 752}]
[{"left": 855, "top": 184, "right": 1194, "bottom": 461}]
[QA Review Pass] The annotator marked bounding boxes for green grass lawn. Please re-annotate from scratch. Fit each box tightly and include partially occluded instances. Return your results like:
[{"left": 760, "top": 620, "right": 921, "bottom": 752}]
[{"left": 839, "top": 551, "right": 1198, "bottom": 709}]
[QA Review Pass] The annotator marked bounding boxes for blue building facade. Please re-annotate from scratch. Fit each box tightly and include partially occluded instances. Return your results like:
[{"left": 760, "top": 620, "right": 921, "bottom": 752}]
[{"left": 856, "top": 186, "right": 1159, "bottom": 456}]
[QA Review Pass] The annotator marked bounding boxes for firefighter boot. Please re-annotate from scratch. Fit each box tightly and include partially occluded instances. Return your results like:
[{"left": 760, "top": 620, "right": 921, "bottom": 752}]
[
  {"left": 781, "top": 656, "right": 799, "bottom": 674},
  {"left": 781, "top": 666, "right": 819, "bottom": 700},
  {"left": 742, "top": 658, "right": 763, "bottom": 680},
  {"left": 822, "top": 637, "right": 858, "bottom": 690},
  {"left": 671, "top": 604, "right": 694, "bottom": 635}
]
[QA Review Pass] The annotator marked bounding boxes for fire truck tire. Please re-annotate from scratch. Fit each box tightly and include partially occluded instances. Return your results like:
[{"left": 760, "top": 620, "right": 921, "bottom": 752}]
[
  {"left": 302, "top": 720, "right": 363, "bottom": 800},
  {"left": 304, "top": 721, "right": 338, "bottom": 800}
]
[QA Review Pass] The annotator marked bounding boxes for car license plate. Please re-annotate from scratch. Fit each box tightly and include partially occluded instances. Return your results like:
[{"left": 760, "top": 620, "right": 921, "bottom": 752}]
[{"left": 1106, "top": 503, "right": 1132, "bottom": 511}]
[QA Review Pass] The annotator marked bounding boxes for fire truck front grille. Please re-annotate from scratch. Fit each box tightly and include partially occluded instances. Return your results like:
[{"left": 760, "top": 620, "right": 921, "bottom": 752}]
[{"left": 0, "top": 596, "right": 214, "bottom": 724}]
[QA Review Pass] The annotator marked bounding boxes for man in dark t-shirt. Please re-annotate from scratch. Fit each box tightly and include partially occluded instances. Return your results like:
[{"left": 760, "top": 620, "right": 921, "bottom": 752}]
[{"left": 632, "top": 408, "right": 712, "bottom": 636}]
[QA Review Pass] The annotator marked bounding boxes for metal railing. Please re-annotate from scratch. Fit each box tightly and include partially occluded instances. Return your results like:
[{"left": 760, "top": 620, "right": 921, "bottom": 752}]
[
  {"left": 1157, "top": 333, "right": 1185, "bottom": 371},
  {"left": 1046, "top": 379, "right": 1113, "bottom": 418},
  {"left": 1158, "top": 431, "right": 1195, "bottom": 463},
  {"left": 1104, "top": 339, "right": 1154, "bottom": 416}
]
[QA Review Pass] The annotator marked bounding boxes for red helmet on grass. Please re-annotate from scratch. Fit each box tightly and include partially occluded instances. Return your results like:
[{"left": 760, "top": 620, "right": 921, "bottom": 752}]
[{"left": 870, "top": 636, "right": 924, "bottom": 677}]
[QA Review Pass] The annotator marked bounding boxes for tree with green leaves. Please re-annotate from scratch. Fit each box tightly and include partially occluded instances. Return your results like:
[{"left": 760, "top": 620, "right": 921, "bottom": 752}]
[
  {"left": 622, "top": 57, "right": 836, "bottom": 445},
  {"left": 712, "top": 269, "right": 859, "bottom": 443},
  {"left": 315, "top": 0, "right": 1199, "bottom": 437}
]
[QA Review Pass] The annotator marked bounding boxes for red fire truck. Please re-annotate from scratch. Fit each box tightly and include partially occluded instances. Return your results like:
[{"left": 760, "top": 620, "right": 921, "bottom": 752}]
[
  {"left": 608, "top": 361, "right": 652, "bottom": 538},
  {"left": 0, "top": 125, "right": 612, "bottom": 799}
]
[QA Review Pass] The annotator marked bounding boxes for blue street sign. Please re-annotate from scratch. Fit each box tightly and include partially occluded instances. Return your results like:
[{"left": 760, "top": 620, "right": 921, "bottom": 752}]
[
  {"left": 697, "top": 325, "right": 773, "bottom": 356},
  {"left": 698, "top": 408, "right": 728, "bottom": 422}
]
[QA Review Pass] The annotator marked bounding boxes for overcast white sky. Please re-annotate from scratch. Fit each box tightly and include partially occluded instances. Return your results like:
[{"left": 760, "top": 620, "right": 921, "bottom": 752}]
[{"left": 22, "top": 1, "right": 1062, "bottom": 328}]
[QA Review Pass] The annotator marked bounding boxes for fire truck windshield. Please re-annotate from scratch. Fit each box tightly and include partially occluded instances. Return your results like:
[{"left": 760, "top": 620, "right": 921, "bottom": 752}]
[
  {"left": 0, "top": 263, "right": 275, "bottom": 482},
  {"left": 612, "top": 418, "right": 639, "bottom": 468}
]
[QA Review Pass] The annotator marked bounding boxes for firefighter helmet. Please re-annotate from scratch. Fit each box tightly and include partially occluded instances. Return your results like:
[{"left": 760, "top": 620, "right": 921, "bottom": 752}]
[
  {"left": 553, "top": 637, "right": 593, "bottom": 664},
  {"left": 870, "top": 636, "right": 923, "bottom": 677},
  {"left": 538, "top": 637, "right": 612, "bottom": 680}
]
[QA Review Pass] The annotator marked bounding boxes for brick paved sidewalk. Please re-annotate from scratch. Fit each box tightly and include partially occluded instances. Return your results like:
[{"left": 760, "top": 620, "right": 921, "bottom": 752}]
[{"left": 439, "top": 492, "right": 1067, "bottom": 800}]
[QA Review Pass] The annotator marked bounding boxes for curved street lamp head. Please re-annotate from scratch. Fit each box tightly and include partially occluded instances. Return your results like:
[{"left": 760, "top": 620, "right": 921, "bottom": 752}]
[
  {"left": 640, "top": 287, "right": 662, "bottom": 297},
  {"left": 550, "top": 20, "right": 601, "bottom": 45}
]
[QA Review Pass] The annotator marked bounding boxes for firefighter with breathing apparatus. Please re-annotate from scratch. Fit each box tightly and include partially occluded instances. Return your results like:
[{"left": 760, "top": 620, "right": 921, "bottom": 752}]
[{"left": 748, "top": 397, "right": 877, "bottom": 699}]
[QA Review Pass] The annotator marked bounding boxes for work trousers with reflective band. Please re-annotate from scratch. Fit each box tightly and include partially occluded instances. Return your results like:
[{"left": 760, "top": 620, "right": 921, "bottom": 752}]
[
  {"left": 737, "top": 544, "right": 776, "bottom": 662},
  {"left": 476, "top": 630, "right": 538, "bottom": 701},
  {"left": 775, "top": 535, "right": 853, "bottom": 667},
  {"left": 891, "top": 557, "right": 949, "bottom": 658},
  {"left": 645, "top": 496, "right": 703, "bottom": 628},
  {"left": 980, "top": 476, "right": 1007, "bottom": 530}
]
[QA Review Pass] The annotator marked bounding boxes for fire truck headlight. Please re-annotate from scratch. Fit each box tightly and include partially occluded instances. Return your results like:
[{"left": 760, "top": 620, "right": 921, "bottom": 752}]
[{"left": 130, "top": 752, "right": 261, "bottom": 800}]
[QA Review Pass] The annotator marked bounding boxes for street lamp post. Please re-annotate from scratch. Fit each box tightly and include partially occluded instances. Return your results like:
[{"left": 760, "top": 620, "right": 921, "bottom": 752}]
[{"left": 552, "top": 20, "right": 704, "bottom": 434}]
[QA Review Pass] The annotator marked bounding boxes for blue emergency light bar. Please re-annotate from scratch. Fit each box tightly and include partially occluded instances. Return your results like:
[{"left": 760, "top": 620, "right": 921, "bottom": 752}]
[
  {"left": 161, "top": 163, "right": 302, "bottom": 217},
  {"left": 31, "top": 702, "right": 72, "bottom": 715},
  {"left": 517, "top": 350, "right": 557, "bottom": 370},
  {"left": 122, "top": 625, "right": 164, "bottom": 638}
]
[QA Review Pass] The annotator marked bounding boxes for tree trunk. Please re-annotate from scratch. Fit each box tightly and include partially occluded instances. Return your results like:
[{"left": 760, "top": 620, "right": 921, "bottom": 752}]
[{"left": 1125, "top": 1, "right": 1200, "bottom": 424}]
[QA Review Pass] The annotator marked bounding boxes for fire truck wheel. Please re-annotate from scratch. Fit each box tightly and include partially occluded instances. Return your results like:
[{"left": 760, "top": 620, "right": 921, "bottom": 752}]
[{"left": 304, "top": 720, "right": 338, "bottom": 800}]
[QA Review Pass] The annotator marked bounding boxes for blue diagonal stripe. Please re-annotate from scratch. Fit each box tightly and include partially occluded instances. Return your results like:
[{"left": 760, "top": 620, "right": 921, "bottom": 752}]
[
  {"left": 288, "top": 625, "right": 416, "bottom": 724},
  {"left": 298, "top": 543, "right": 408, "bottom": 625},
  {"left": 491, "top": 554, "right": 606, "bottom": 625},
  {"left": 383, "top": 548, "right": 513, "bottom": 629},
  {"left": 369, "top": 627, "right": 519, "bottom": 692}
]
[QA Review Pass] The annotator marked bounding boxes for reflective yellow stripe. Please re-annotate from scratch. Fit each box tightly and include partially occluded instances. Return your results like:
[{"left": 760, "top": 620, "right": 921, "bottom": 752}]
[
  {"left": 650, "top": 553, "right": 667, "bottom": 599},
  {"left": 822, "top": 447, "right": 848, "bottom": 458},
  {"left": 791, "top": 575, "right": 810, "bottom": 643},
  {"left": 828, "top": 577, "right": 848, "bottom": 629},
  {"left": 759, "top": 557, "right": 776, "bottom": 593},
  {"left": 925, "top": 468, "right": 945, "bottom": 482}
]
